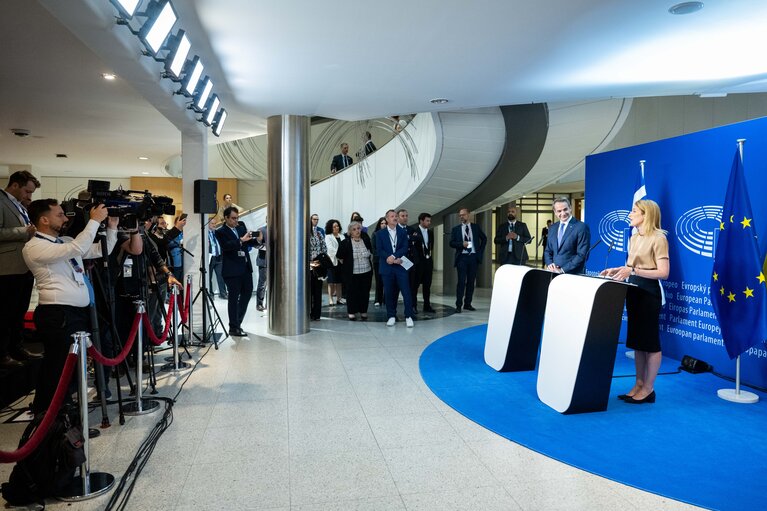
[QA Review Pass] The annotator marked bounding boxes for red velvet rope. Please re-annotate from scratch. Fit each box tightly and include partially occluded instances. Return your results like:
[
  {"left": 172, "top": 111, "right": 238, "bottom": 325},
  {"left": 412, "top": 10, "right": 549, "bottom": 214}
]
[
  {"left": 87, "top": 312, "right": 141, "bottom": 366},
  {"left": 142, "top": 292, "right": 175, "bottom": 346},
  {"left": 0, "top": 353, "right": 78, "bottom": 464},
  {"left": 177, "top": 285, "right": 191, "bottom": 324}
]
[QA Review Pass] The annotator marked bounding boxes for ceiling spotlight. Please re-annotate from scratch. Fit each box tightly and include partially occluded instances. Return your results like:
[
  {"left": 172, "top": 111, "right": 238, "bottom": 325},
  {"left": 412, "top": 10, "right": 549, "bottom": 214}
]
[
  {"left": 204, "top": 95, "right": 220, "bottom": 125},
  {"left": 195, "top": 77, "right": 213, "bottom": 111},
  {"left": 181, "top": 56, "right": 204, "bottom": 96},
  {"left": 141, "top": 171, "right": 150, "bottom": 175},
  {"left": 138, "top": 156, "right": 150, "bottom": 160},
  {"left": 101, "top": 73, "right": 117, "bottom": 80},
  {"left": 212, "top": 109, "right": 228, "bottom": 137},
  {"left": 430, "top": 98, "right": 449, "bottom": 104},
  {"left": 668, "top": 2, "right": 704, "bottom": 15},
  {"left": 139, "top": 0, "right": 178, "bottom": 55},
  {"left": 110, "top": 0, "right": 141, "bottom": 19},
  {"left": 165, "top": 30, "right": 191, "bottom": 80}
]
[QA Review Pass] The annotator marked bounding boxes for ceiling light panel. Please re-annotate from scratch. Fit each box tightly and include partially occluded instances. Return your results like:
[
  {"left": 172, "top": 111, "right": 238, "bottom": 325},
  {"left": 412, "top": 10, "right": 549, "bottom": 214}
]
[
  {"left": 140, "top": 1, "right": 178, "bottom": 55},
  {"left": 166, "top": 31, "right": 191, "bottom": 79}
]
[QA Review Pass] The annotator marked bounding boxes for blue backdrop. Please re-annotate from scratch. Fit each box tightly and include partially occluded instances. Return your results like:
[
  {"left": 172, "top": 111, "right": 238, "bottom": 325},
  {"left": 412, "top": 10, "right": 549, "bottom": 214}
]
[{"left": 585, "top": 116, "right": 767, "bottom": 388}]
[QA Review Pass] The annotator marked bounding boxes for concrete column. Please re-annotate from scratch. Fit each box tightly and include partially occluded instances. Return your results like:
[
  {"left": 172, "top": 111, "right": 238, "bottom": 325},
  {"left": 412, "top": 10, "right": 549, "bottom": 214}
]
[
  {"left": 475, "top": 211, "right": 493, "bottom": 288},
  {"left": 181, "top": 128, "right": 208, "bottom": 281},
  {"left": 267, "top": 115, "right": 310, "bottom": 335},
  {"left": 442, "top": 213, "right": 459, "bottom": 300}
]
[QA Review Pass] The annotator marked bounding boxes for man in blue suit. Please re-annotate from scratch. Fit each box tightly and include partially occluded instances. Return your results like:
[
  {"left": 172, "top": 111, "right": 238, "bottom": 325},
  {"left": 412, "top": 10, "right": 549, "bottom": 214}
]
[
  {"left": 215, "top": 206, "right": 257, "bottom": 336},
  {"left": 544, "top": 197, "right": 591, "bottom": 274},
  {"left": 449, "top": 207, "right": 487, "bottom": 312},
  {"left": 375, "top": 209, "right": 415, "bottom": 327}
]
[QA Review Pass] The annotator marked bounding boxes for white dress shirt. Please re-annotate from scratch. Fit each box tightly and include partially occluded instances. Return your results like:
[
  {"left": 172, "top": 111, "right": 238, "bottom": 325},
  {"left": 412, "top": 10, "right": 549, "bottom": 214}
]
[{"left": 22, "top": 220, "right": 117, "bottom": 307}]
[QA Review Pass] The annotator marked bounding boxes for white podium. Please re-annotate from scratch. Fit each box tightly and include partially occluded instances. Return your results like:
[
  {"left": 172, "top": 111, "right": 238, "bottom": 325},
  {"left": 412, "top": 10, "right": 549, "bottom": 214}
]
[
  {"left": 536, "top": 274, "right": 629, "bottom": 414},
  {"left": 485, "top": 265, "right": 553, "bottom": 372}
]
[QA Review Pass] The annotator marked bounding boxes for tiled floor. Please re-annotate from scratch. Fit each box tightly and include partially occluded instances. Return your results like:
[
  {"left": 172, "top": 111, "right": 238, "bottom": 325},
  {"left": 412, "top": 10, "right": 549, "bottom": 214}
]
[{"left": 0, "top": 289, "right": 702, "bottom": 510}]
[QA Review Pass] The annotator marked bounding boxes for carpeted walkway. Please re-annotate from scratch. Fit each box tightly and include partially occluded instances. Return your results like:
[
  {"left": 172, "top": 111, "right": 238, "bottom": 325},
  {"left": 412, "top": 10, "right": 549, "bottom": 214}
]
[{"left": 419, "top": 324, "right": 767, "bottom": 511}]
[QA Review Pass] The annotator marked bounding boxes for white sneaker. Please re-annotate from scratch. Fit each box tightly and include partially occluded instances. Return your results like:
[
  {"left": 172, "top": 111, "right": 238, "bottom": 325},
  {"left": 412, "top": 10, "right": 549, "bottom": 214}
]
[
  {"left": 406, "top": 317, "right": 414, "bottom": 328},
  {"left": 386, "top": 317, "right": 396, "bottom": 327}
]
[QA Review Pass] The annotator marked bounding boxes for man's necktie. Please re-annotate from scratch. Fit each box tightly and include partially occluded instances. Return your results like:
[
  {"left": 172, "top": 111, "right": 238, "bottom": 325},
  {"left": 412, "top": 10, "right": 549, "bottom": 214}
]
[
  {"left": 558, "top": 223, "right": 566, "bottom": 248},
  {"left": 464, "top": 225, "right": 471, "bottom": 253}
]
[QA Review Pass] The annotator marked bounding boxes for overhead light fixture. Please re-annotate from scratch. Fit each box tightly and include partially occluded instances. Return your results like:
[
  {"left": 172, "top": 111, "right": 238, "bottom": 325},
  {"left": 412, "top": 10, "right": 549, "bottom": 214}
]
[
  {"left": 141, "top": 171, "right": 150, "bottom": 175},
  {"left": 669, "top": 2, "right": 704, "bottom": 15},
  {"left": 138, "top": 156, "right": 150, "bottom": 160},
  {"left": 101, "top": 72, "right": 117, "bottom": 81},
  {"left": 697, "top": 92, "right": 728, "bottom": 98},
  {"left": 181, "top": 56, "right": 204, "bottom": 96},
  {"left": 204, "top": 95, "right": 220, "bottom": 125},
  {"left": 195, "top": 77, "right": 213, "bottom": 110},
  {"left": 164, "top": 30, "right": 191, "bottom": 80},
  {"left": 430, "top": 98, "right": 449, "bottom": 104},
  {"left": 110, "top": 0, "right": 141, "bottom": 19},
  {"left": 139, "top": 1, "right": 178, "bottom": 56},
  {"left": 212, "top": 109, "right": 227, "bottom": 137}
]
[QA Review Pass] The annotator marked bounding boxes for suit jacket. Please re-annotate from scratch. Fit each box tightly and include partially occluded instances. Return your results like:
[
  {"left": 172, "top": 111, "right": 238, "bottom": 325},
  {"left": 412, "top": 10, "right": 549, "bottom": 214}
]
[
  {"left": 0, "top": 191, "right": 30, "bottom": 275},
  {"left": 494, "top": 220, "right": 532, "bottom": 264},
  {"left": 215, "top": 222, "right": 256, "bottom": 278},
  {"left": 330, "top": 153, "right": 353, "bottom": 172},
  {"left": 449, "top": 223, "right": 487, "bottom": 267},
  {"left": 336, "top": 236, "right": 374, "bottom": 282},
  {"left": 411, "top": 225, "right": 434, "bottom": 264},
  {"left": 364, "top": 140, "right": 377, "bottom": 155},
  {"left": 375, "top": 226, "right": 409, "bottom": 276},
  {"left": 544, "top": 217, "right": 591, "bottom": 274}
]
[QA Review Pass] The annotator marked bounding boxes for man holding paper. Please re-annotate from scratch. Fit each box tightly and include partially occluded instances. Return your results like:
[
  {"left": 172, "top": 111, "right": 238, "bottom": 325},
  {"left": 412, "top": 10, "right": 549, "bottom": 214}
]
[{"left": 375, "top": 209, "right": 415, "bottom": 327}]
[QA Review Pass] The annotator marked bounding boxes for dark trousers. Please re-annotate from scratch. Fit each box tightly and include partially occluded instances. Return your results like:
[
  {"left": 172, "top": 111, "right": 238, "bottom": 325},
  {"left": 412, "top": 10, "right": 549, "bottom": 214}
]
[
  {"left": 455, "top": 253, "right": 479, "bottom": 307},
  {"left": 0, "top": 272, "right": 34, "bottom": 357},
  {"left": 33, "top": 304, "right": 90, "bottom": 413},
  {"left": 410, "top": 258, "right": 433, "bottom": 310},
  {"left": 224, "top": 274, "right": 253, "bottom": 330},
  {"left": 373, "top": 265, "right": 384, "bottom": 304},
  {"left": 346, "top": 271, "right": 373, "bottom": 314},
  {"left": 209, "top": 255, "right": 227, "bottom": 296},
  {"left": 382, "top": 268, "right": 414, "bottom": 319},
  {"left": 310, "top": 274, "right": 323, "bottom": 320},
  {"left": 256, "top": 265, "right": 267, "bottom": 306}
]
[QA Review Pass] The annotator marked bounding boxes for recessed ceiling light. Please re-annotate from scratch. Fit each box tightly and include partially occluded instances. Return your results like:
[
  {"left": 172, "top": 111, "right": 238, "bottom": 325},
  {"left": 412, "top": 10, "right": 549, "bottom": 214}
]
[
  {"left": 141, "top": 171, "right": 150, "bottom": 175},
  {"left": 668, "top": 2, "right": 704, "bottom": 15},
  {"left": 138, "top": 156, "right": 149, "bottom": 160},
  {"left": 101, "top": 73, "right": 117, "bottom": 80},
  {"left": 430, "top": 98, "right": 449, "bottom": 104},
  {"left": 56, "top": 153, "right": 68, "bottom": 158}
]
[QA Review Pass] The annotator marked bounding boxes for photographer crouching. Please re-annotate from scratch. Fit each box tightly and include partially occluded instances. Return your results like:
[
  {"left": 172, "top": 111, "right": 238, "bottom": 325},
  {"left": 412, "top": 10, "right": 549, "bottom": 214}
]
[{"left": 22, "top": 200, "right": 118, "bottom": 413}]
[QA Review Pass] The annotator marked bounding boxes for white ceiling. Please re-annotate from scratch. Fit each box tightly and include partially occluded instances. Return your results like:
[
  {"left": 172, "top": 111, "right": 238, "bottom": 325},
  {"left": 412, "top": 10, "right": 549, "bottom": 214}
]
[{"left": 2, "top": 0, "right": 767, "bottom": 178}]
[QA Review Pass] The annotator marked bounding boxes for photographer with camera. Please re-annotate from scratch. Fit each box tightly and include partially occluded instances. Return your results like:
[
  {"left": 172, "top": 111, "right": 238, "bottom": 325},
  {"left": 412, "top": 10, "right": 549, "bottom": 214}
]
[{"left": 22, "top": 200, "right": 118, "bottom": 412}]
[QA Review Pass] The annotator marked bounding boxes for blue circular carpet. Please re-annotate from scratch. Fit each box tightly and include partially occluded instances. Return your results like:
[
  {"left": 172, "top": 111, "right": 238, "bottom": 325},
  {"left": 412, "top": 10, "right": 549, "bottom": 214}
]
[{"left": 419, "top": 324, "right": 767, "bottom": 511}]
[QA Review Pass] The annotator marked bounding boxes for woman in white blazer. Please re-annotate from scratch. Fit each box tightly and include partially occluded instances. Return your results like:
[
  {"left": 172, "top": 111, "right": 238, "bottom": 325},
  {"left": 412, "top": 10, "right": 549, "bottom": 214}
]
[{"left": 324, "top": 219, "right": 346, "bottom": 305}]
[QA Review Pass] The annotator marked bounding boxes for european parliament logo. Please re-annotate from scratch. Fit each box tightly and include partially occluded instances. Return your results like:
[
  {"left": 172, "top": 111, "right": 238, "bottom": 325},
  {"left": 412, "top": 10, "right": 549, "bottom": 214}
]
[
  {"left": 598, "top": 210, "right": 630, "bottom": 252},
  {"left": 675, "top": 205, "right": 722, "bottom": 258}
]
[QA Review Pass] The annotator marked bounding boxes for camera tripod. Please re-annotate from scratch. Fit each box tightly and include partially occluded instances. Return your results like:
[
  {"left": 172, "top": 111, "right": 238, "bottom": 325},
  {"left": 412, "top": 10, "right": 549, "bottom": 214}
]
[{"left": 191, "top": 215, "right": 227, "bottom": 349}]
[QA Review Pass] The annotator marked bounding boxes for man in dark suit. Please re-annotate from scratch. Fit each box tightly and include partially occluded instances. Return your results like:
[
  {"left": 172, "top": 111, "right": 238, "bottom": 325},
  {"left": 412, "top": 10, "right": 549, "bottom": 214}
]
[
  {"left": 449, "top": 207, "right": 487, "bottom": 312},
  {"left": 411, "top": 213, "right": 435, "bottom": 313},
  {"left": 363, "top": 131, "right": 376, "bottom": 155},
  {"left": 254, "top": 221, "right": 267, "bottom": 311},
  {"left": 0, "top": 170, "right": 42, "bottom": 367},
  {"left": 544, "top": 197, "right": 591, "bottom": 274},
  {"left": 215, "top": 206, "right": 257, "bottom": 336},
  {"left": 376, "top": 209, "right": 415, "bottom": 327},
  {"left": 330, "top": 142, "right": 353, "bottom": 174},
  {"left": 494, "top": 205, "right": 532, "bottom": 265}
]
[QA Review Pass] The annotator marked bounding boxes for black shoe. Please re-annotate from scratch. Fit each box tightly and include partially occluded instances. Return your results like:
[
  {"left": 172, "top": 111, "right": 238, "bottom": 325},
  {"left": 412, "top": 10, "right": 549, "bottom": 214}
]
[
  {"left": 617, "top": 394, "right": 632, "bottom": 401},
  {"left": 455, "top": 306, "right": 462, "bottom": 313},
  {"left": 257, "top": 305, "right": 266, "bottom": 311},
  {"left": 464, "top": 305, "right": 476, "bottom": 311},
  {"left": 220, "top": 294, "right": 228, "bottom": 299},
  {"left": 424, "top": 306, "right": 436, "bottom": 313},
  {"left": 625, "top": 391, "right": 655, "bottom": 404},
  {"left": 230, "top": 327, "right": 245, "bottom": 337},
  {"left": 10, "top": 347, "right": 43, "bottom": 360},
  {"left": 0, "top": 355, "right": 24, "bottom": 368}
]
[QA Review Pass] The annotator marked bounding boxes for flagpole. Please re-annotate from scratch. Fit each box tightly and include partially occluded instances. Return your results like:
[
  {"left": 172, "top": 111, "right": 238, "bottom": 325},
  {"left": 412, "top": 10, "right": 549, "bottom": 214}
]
[{"left": 717, "top": 138, "right": 759, "bottom": 404}]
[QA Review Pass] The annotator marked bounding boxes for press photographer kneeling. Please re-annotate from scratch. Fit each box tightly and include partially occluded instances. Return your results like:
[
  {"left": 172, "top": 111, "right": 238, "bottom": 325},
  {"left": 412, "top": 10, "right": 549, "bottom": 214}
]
[{"left": 22, "top": 200, "right": 118, "bottom": 413}]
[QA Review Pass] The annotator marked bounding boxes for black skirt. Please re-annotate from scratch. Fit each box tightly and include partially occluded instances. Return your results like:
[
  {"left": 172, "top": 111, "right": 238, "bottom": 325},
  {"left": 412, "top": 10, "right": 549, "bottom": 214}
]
[{"left": 625, "top": 275, "right": 663, "bottom": 353}]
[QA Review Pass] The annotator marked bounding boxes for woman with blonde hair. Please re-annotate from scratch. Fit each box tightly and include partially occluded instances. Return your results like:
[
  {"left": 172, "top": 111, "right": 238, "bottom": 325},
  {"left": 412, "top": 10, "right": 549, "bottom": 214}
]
[{"left": 601, "top": 199, "right": 669, "bottom": 404}]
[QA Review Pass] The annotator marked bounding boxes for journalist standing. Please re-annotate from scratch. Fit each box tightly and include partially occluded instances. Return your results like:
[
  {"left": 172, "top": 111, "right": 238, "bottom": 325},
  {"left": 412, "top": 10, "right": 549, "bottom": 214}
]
[
  {"left": 449, "top": 207, "right": 487, "bottom": 312},
  {"left": 544, "top": 197, "right": 590, "bottom": 274},
  {"left": 336, "top": 221, "right": 373, "bottom": 320},
  {"left": 215, "top": 206, "right": 257, "bottom": 336},
  {"left": 494, "top": 205, "right": 532, "bottom": 265},
  {"left": 0, "top": 171, "right": 41, "bottom": 367},
  {"left": 601, "top": 200, "right": 669, "bottom": 405},
  {"left": 23, "top": 200, "right": 117, "bottom": 412}
]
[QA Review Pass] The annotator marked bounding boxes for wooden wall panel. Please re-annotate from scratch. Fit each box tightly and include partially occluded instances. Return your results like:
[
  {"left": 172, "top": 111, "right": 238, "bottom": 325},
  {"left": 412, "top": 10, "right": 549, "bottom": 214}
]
[{"left": 129, "top": 177, "right": 238, "bottom": 218}]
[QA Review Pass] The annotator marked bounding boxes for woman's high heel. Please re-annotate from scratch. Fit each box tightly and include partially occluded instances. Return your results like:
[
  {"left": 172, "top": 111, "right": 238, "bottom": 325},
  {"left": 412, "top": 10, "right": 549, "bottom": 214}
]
[{"left": 624, "top": 390, "right": 656, "bottom": 404}]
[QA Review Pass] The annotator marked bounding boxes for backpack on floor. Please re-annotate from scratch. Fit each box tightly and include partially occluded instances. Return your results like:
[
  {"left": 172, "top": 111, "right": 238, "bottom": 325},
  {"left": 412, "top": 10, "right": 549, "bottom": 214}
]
[{"left": 1, "top": 405, "right": 86, "bottom": 506}]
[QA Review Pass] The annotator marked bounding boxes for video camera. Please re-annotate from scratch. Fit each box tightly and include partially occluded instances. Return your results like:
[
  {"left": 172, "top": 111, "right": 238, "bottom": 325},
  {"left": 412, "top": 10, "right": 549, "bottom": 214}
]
[{"left": 62, "top": 180, "right": 176, "bottom": 235}]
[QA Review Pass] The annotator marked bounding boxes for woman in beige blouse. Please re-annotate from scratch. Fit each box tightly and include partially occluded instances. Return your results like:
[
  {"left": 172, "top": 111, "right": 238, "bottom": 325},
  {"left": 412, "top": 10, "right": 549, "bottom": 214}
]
[{"left": 601, "top": 199, "right": 670, "bottom": 404}]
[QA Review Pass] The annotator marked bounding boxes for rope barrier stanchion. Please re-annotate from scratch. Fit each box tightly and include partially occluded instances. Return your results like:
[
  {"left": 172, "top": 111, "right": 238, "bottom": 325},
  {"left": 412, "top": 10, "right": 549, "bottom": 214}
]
[
  {"left": 160, "top": 285, "right": 190, "bottom": 372},
  {"left": 123, "top": 301, "right": 160, "bottom": 416},
  {"left": 58, "top": 332, "right": 115, "bottom": 501},
  {"left": 186, "top": 274, "right": 194, "bottom": 342}
]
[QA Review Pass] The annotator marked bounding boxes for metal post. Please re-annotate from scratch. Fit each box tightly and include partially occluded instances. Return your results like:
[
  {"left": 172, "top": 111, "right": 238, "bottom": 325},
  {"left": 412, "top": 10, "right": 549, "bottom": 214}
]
[
  {"left": 187, "top": 274, "right": 194, "bottom": 343},
  {"left": 123, "top": 301, "right": 160, "bottom": 415},
  {"left": 57, "top": 333, "right": 115, "bottom": 501},
  {"left": 160, "top": 286, "right": 189, "bottom": 372}
]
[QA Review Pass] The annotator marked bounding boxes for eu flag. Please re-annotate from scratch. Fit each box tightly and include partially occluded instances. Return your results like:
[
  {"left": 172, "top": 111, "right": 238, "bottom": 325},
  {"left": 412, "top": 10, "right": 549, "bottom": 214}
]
[{"left": 710, "top": 149, "right": 767, "bottom": 359}]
